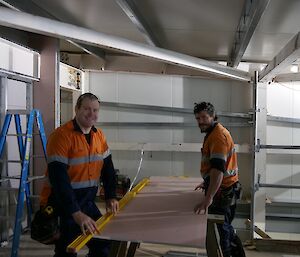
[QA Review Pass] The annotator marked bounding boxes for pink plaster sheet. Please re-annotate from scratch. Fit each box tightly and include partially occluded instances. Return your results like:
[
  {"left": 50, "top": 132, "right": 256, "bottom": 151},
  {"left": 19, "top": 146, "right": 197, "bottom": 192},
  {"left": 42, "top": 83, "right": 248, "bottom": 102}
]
[{"left": 96, "top": 176, "right": 207, "bottom": 248}]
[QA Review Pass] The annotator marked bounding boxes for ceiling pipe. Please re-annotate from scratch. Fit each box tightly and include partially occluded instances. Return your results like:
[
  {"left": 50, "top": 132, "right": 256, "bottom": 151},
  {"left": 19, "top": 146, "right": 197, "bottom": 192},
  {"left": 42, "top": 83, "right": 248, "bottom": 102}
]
[{"left": 0, "top": 7, "right": 250, "bottom": 81}]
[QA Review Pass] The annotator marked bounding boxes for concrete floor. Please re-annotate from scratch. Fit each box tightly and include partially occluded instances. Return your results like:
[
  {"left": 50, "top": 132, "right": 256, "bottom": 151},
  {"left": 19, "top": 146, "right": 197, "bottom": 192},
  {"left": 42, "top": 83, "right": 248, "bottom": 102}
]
[{"left": 0, "top": 234, "right": 300, "bottom": 257}]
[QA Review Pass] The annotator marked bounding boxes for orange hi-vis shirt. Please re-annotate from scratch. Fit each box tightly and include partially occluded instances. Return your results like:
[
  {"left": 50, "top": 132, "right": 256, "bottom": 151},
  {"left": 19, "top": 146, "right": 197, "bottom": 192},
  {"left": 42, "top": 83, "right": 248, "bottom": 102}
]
[
  {"left": 201, "top": 123, "right": 238, "bottom": 188},
  {"left": 40, "top": 120, "right": 111, "bottom": 207}
]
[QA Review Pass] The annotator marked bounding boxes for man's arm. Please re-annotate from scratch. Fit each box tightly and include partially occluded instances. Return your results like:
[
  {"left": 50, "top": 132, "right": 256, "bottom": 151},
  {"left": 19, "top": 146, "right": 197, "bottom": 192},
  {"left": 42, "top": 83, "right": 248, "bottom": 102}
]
[
  {"left": 195, "top": 132, "right": 228, "bottom": 214},
  {"left": 101, "top": 155, "right": 119, "bottom": 214},
  {"left": 48, "top": 161, "right": 80, "bottom": 214},
  {"left": 194, "top": 168, "right": 223, "bottom": 214},
  {"left": 48, "top": 162, "right": 99, "bottom": 234}
]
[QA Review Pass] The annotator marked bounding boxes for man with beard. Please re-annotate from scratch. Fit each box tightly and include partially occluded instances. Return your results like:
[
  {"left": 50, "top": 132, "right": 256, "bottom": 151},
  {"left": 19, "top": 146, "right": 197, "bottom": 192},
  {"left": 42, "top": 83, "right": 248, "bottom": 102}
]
[{"left": 193, "top": 102, "right": 245, "bottom": 257}]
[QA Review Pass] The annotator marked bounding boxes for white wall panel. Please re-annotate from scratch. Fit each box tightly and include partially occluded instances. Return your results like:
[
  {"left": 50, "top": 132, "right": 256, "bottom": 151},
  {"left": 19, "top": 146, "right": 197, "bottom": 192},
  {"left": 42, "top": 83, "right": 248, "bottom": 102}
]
[
  {"left": 12, "top": 47, "right": 34, "bottom": 77},
  {"left": 292, "top": 83, "right": 300, "bottom": 119},
  {"left": 116, "top": 128, "right": 172, "bottom": 143},
  {"left": 101, "top": 127, "right": 119, "bottom": 143},
  {"left": 117, "top": 73, "right": 172, "bottom": 106},
  {"left": 230, "top": 81, "right": 253, "bottom": 113},
  {"left": 89, "top": 72, "right": 118, "bottom": 101},
  {"left": 172, "top": 77, "right": 232, "bottom": 110},
  {"left": 292, "top": 126, "right": 300, "bottom": 145},
  {"left": 266, "top": 155, "right": 292, "bottom": 201},
  {"left": 266, "top": 81, "right": 300, "bottom": 202},
  {"left": 117, "top": 109, "right": 172, "bottom": 122},
  {"left": 229, "top": 127, "right": 252, "bottom": 144},
  {"left": 291, "top": 155, "right": 300, "bottom": 201},
  {"left": 266, "top": 124, "right": 293, "bottom": 145},
  {"left": 172, "top": 127, "right": 205, "bottom": 144},
  {"left": 6, "top": 79, "right": 27, "bottom": 188},
  {"left": 112, "top": 151, "right": 173, "bottom": 178},
  {"left": 7, "top": 80, "right": 27, "bottom": 109},
  {"left": 0, "top": 38, "right": 39, "bottom": 78},
  {"left": 267, "top": 83, "right": 292, "bottom": 117},
  {"left": 172, "top": 152, "right": 200, "bottom": 177},
  {"left": 88, "top": 71, "right": 252, "bottom": 190},
  {"left": 0, "top": 40, "right": 10, "bottom": 70}
]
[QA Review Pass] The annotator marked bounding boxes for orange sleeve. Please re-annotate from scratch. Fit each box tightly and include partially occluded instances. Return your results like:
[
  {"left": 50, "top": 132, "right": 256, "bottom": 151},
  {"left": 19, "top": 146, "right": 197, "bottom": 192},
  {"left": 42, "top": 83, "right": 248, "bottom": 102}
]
[
  {"left": 46, "top": 130, "right": 71, "bottom": 164},
  {"left": 209, "top": 133, "right": 228, "bottom": 161}
]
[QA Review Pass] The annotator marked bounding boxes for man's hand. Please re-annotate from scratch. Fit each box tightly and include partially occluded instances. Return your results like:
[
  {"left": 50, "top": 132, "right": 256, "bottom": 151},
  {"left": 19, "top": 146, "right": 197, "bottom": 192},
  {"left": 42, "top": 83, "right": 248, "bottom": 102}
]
[
  {"left": 194, "top": 181, "right": 205, "bottom": 192},
  {"left": 72, "top": 211, "right": 99, "bottom": 235},
  {"left": 194, "top": 196, "right": 213, "bottom": 215},
  {"left": 106, "top": 198, "right": 119, "bottom": 214},
  {"left": 194, "top": 168, "right": 223, "bottom": 214}
]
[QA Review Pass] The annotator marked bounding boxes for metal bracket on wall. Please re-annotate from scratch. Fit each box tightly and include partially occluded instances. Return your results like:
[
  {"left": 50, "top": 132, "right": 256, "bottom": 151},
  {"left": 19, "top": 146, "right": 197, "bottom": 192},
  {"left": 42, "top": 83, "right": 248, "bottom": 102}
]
[
  {"left": 254, "top": 174, "right": 261, "bottom": 192},
  {"left": 256, "top": 173, "right": 300, "bottom": 191},
  {"left": 254, "top": 138, "right": 261, "bottom": 152}
]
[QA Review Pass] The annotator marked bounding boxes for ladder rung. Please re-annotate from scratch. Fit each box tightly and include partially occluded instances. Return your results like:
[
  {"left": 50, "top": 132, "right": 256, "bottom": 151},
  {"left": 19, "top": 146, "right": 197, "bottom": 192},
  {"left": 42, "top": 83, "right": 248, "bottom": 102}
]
[
  {"left": 0, "top": 156, "right": 45, "bottom": 161},
  {"left": 0, "top": 156, "right": 46, "bottom": 163},
  {"left": 6, "top": 133, "right": 41, "bottom": 136},
  {"left": 6, "top": 109, "right": 29, "bottom": 115},
  {"left": 0, "top": 160, "right": 22, "bottom": 163},
  {"left": 6, "top": 133, "right": 26, "bottom": 136},
  {"left": 31, "top": 155, "right": 46, "bottom": 158},
  {"left": 8, "top": 160, "right": 22, "bottom": 163},
  {"left": 0, "top": 216, "right": 16, "bottom": 221},
  {"left": 0, "top": 175, "right": 45, "bottom": 181},
  {"left": 0, "top": 178, "right": 10, "bottom": 183},
  {"left": 27, "top": 175, "right": 45, "bottom": 182},
  {"left": 1, "top": 175, "right": 20, "bottom": 179},
  {"left": 29, "top": 194, "right": 40, "bottom": 199},
  {"left": 0, "top": 187, "right": 18, "bottom": 192}
]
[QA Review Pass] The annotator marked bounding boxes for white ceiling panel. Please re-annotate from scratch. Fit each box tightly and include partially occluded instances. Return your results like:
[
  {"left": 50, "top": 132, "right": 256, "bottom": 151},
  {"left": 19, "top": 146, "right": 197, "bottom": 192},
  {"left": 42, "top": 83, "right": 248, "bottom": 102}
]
[
  {"left": 31, "top": 0, "right": 146, "bottom": 43},
  {"left": 245, "top": 0, "right": 300, "bottom": 61}
]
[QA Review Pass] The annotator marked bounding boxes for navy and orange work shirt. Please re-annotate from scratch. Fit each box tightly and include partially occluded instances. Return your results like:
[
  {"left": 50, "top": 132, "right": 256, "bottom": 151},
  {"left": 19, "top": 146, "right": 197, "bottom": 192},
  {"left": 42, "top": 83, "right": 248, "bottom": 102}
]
[
  {"left": 40, "top": 119, "right": 116, "bottom": 216},
  {"left": 201, "top": 122, "right": 238, "bottom": 188}
]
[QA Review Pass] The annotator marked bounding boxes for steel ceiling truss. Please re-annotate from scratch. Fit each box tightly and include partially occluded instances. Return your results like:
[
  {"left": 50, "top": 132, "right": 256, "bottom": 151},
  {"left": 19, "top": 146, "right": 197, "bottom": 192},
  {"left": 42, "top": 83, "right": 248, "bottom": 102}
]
[
  {"left": 228, "top": 0, "right": 270, "bottom": 68},
  {"left": 0, "top": 8, "right": 250, "bottom": 81}
]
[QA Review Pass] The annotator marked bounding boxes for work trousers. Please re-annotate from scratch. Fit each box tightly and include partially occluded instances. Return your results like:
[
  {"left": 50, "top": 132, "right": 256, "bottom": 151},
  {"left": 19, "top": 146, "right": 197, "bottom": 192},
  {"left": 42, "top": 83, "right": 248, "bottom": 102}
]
[
  {"left": 208, "top": 203, "right": 237, "bottom": 257},
  {"left": 54, "top": 201, "right": 110, "bottom": 257}
]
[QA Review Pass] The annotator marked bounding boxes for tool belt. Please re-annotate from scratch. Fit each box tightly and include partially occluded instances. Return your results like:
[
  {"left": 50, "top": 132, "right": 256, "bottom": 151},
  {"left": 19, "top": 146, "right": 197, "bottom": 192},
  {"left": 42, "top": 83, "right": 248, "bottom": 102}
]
[{"left": 204, "top": 178, "right": 242, "bottom": 208}]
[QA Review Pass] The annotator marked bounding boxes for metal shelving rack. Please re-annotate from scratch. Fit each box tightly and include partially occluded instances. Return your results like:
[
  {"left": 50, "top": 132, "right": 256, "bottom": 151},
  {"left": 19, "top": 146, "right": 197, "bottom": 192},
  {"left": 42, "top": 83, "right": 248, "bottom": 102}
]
[
  {"left": 98, "top": 100, "right": 253, "bottom": 153},
  {"left": 251, "top": 70, "right": 300, "bottom": 247}
]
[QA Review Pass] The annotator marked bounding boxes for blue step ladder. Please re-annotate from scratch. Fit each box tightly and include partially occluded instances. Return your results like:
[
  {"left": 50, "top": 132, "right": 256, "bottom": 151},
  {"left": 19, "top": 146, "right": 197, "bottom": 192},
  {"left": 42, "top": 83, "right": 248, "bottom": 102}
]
[{"left": 0, "top": 109, "right": 47, "bottom": 257}]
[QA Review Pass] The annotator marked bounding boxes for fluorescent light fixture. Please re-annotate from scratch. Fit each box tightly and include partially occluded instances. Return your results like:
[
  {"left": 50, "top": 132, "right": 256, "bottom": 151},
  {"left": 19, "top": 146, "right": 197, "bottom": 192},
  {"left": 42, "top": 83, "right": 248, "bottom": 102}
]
[{"left": 290, "top": 64, "right": 299, "bottom": 73}]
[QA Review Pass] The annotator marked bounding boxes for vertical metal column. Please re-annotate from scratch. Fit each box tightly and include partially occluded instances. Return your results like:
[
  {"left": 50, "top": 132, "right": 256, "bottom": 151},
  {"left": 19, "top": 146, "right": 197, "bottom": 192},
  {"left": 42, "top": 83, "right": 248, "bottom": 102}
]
[
  {"left": 251, "top": 71, "right": 268, "bottom": 239},
  {"left": 0, "top": 75, "right": 9, "bottom": 245},
  {"left": 25, "top": 81, "right": 33, "bottom": 223},
  {"left": 55, "top": 51, "right": 60, "bottom": 128},
  {"left": 0, "top": 76, "right": 8, "bottom": 128},
  {"left": 250, "top": 71, "right": 258, "bottom": 240},
  {"left": 26, "top": 82, "right": 33, "bottom": 113}
]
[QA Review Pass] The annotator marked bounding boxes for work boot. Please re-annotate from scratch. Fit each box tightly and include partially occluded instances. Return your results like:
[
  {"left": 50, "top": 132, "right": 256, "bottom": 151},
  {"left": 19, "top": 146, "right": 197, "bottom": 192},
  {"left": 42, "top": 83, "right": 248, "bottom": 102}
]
[{"left": 231, "top": 234, "right": 246, "bottom": 257}]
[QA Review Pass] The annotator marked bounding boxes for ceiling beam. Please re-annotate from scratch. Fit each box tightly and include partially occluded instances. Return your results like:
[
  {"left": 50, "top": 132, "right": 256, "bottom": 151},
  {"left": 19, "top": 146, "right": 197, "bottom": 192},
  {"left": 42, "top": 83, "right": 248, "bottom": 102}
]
[
  {"left": 273, "top": 72, "right": 300, "bottom": 83},
  {"left": 259, "top": 32, "right": 300, "bottom": 82},
  {"left": 0, "top": 7, "right": 250, "bottom": 81},
  {"left": 115, "top": 0, "right": 160, "bottom": 47},
  {"left": 228, "top": 0, "right": 270, "bottom": 68},
  {"left": 0, "top": 0, "right": 105, "bottom": 60},
  {"left": 65, "top": 41, "right": 105, "bottom": 60}
]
